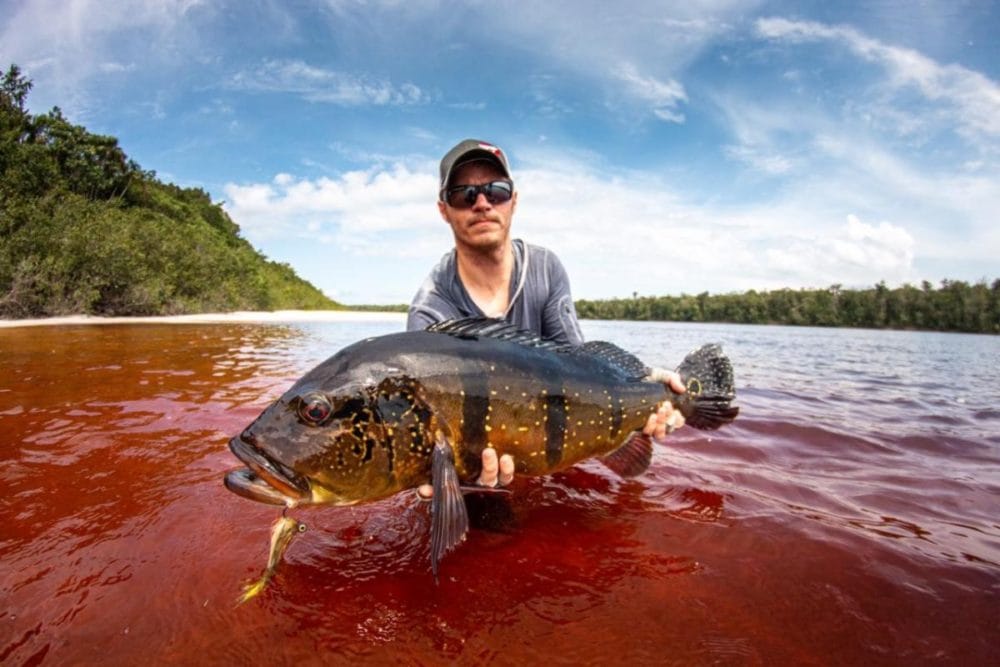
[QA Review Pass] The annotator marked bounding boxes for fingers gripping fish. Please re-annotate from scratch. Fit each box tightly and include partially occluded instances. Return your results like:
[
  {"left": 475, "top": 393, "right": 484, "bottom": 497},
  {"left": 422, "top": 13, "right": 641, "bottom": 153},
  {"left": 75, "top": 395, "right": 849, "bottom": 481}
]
[{"left": 224, "top": 317, "right": 738, "bottom": 596}]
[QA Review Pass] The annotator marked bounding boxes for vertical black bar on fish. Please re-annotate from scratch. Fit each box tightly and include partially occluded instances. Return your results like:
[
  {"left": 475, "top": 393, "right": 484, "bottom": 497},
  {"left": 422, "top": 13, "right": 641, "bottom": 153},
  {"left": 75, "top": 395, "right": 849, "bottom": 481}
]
[{"left": 544, "top": 393, "right": 566, "bottom": 467}]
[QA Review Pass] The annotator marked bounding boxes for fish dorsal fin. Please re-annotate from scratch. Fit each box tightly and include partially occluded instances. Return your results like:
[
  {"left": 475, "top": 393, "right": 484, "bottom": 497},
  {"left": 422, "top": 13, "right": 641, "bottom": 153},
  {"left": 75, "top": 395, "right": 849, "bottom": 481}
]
[
  {"left": 428, "top": 318, "right": 651, "bottom": 380},
  {"left": 428, "top": 317, "right": 566, "bottom": 350},
  {"left": 575, "top": 341, "right": 650, "bottom": 381}
]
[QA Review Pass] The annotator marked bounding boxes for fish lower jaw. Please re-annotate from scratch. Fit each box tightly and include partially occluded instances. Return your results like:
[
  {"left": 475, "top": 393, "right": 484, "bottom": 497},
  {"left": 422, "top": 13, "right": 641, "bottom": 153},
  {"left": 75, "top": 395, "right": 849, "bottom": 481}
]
[
  {"left": 307, "top": 485, "right": 359, "bottom": 506},
  {"left": 228, "top": 436, "right": 312, "bottom": 500},
  {"left": 224, "top": 467, "right": 309, "bottom": 507}
]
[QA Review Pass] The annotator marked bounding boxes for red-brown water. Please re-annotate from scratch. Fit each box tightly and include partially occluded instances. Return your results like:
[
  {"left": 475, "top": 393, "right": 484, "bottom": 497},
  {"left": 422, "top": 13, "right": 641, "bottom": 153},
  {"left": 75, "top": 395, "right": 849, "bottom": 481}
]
[{"left": 2, "top": 318, "right": 998, "bottom": 665}]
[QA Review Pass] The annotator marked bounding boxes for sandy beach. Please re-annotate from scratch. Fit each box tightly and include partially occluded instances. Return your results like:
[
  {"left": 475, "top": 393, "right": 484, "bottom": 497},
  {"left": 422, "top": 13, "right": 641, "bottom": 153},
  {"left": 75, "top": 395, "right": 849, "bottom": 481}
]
[{"left": 0, "top": 310, "right": 407, "bottom": 328}]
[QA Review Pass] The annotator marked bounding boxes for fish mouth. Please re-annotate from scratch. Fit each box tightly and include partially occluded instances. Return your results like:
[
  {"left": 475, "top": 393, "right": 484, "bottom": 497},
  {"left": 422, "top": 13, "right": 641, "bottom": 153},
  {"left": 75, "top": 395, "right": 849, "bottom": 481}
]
[{"left": 224, "top": 435, "right": 312, "bottom": 505}]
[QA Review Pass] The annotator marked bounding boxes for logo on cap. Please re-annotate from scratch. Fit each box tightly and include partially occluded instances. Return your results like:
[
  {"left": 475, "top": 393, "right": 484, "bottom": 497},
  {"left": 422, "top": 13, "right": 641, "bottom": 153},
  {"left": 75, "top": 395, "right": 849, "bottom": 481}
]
[{"left": 479, "top": 143, "right": 503, "bottom": 158}]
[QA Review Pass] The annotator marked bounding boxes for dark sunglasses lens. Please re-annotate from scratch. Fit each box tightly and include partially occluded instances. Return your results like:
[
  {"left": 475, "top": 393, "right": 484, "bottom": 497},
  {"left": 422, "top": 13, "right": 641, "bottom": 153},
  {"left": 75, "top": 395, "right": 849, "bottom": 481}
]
[
  {"left": 446, "top": 181, "right": 512, "bottom": 208},
  {"left": 483, "top": 182, "right": 512, "bottom": 204},
  {"left": 447, "top": 186, "right": 478, "bottom": 208}
]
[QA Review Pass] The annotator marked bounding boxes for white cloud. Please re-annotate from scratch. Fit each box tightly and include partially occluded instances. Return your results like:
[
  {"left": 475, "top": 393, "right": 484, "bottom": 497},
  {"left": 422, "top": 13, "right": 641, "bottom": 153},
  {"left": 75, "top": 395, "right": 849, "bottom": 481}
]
[
  {"left": 724, "top": 145, "right": 793, "bottom": 174},
  {"left": 613, "top": 63, "right": 688, "bottom": 123},
  {"left": 227, "top": 59, "right": 429, "bottom": 106},
  {"left": 765, "top": 215, "right": 915, "bottom": 285},
  {"left": 755, "top": 17, "right": 1000, "bottom": 141},
  {"left": 223, "top": 162, "right": 441, "bottom": 257},
  {"left": 223, "top": 147, "right": 941, "bottom": 301},
  {"left": 419, "top": 2, "right": 748, "bottom": 124},
  {"left": 709, "top": 19, "right": 999, "bottom": 270},
  {"left": 98, "top": 62, "right": 136, "bottom": 73},
  {"left": 0, "top": 0, "right": 205, "bottom": 113},
  {"left": 511, "top": 153, "right": 923, "bottom": 295}
]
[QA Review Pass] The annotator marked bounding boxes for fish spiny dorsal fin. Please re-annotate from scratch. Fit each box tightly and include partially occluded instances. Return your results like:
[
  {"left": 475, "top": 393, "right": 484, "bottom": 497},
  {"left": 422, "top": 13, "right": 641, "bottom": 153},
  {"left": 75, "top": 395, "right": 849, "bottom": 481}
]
[
  {"left": 574, "top": 341, "right": 650, "bottom": 381},
  {"left": 428, "top": 317, "right": 566, "bottom": 350}
]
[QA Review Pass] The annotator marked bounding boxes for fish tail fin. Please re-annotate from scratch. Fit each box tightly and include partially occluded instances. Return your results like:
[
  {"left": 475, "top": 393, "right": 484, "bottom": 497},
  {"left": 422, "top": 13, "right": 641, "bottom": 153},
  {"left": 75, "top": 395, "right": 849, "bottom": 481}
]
[
  {"left": 672, "top": 344, "right": 739, "bottom": 430},
  {"left": 237, "top": 574, "right": 271, "bottom": 605}
]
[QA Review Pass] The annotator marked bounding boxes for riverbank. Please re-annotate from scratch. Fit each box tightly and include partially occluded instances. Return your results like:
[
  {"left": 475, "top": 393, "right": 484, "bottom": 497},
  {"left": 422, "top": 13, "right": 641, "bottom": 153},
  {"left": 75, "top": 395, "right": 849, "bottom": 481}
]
[{"left": 0, "top": 310, "right": 407, "bottom": 328}]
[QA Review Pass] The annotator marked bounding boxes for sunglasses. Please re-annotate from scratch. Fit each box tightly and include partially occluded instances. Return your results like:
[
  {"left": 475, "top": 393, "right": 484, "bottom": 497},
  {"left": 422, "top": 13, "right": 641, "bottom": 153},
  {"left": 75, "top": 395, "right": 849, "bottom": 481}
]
[{"left": 442, "top": 179, "right": 514, "bottom": 209}]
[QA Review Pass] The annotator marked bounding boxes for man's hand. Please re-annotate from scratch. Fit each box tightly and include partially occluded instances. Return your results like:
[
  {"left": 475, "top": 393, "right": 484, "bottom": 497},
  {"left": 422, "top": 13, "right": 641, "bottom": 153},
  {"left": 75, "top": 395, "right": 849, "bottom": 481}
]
[
  {"left": 417, "top": 448, "right": 515, "bottom": 500},
  {"left": 643, "top": 368, "right": 686, "bottom": 442}
]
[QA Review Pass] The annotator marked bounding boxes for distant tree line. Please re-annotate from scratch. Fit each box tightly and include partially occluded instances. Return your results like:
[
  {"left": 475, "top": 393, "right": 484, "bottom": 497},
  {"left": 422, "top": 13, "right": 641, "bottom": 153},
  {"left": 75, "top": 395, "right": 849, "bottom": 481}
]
[
  {"left": 576, "top": 280, "right": 1000, "bottom": 334},
  {"left": 0, "top": 64, "right": 337, "bottom": 318}
]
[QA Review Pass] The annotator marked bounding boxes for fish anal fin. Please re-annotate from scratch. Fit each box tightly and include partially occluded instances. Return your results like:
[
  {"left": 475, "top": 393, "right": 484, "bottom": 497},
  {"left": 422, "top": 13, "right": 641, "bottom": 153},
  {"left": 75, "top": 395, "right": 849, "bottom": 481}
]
[
  {"left": 430, "top": 430, "right": 470, "bottom": 581},
  {"left": 600, "top": 432, "right": 653, "bottom": 478}
]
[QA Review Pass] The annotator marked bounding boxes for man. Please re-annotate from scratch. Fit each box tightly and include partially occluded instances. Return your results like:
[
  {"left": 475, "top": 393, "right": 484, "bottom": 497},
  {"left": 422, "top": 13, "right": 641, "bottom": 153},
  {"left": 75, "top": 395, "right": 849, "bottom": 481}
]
[{"left": 409, "top": 139, "right": 685, "bottom": 494}]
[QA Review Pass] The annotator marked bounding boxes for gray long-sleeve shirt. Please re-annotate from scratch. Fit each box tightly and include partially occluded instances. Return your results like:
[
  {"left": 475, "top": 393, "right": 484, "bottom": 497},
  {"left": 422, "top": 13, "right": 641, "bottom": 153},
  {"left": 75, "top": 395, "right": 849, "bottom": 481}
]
[{"left": 406, "top": 239, "right": 584, "bottom": 345}]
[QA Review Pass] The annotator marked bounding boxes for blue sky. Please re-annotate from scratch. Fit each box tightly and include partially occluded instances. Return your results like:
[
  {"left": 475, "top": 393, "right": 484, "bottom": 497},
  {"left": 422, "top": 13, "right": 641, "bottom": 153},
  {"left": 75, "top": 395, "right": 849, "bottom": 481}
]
[{"left": 2, "top": 0, "right": 998, "bottom": 305}]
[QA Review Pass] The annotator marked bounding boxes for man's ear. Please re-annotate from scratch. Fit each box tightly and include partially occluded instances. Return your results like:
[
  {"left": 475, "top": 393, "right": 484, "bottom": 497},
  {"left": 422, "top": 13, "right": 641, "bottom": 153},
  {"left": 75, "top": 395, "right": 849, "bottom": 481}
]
[{"left": 437, "top": 199, "right": 449, "bottom": 223}]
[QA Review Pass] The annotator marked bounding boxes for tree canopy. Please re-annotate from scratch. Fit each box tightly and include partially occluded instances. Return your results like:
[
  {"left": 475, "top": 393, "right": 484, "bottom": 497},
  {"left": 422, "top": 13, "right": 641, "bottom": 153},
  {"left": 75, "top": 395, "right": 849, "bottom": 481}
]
[
  {"left": 576, "top": 280, "right": 1000, "bottom": 334},
  {"left": 0, "top": 64, "right": 338, "bottom": 318}
]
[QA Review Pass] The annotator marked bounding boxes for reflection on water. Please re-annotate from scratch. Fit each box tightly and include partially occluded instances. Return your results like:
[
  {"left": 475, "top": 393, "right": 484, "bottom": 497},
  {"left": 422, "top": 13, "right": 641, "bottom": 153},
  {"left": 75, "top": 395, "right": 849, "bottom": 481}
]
[{"left": 1, "top": 318, "right": 998, "bottom": 665}]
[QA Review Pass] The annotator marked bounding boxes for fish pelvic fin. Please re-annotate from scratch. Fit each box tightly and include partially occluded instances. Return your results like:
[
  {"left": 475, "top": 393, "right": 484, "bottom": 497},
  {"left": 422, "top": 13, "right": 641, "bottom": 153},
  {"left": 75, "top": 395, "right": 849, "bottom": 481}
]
[
  {"left": 600, "top": 432, "right": 654, "bottom": 478},
  {"left": 430, "top": 431, "right": 469, "bottom": 582},
  {"left": 672, "top": 343, "right": 740, "bottom": 430}
]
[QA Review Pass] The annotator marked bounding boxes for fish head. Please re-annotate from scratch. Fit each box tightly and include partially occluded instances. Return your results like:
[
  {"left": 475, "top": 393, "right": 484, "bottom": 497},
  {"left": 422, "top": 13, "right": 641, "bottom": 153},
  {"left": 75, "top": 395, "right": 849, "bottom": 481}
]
[{"left": 225, "top": 377, "right": 400, "bottom": 507}]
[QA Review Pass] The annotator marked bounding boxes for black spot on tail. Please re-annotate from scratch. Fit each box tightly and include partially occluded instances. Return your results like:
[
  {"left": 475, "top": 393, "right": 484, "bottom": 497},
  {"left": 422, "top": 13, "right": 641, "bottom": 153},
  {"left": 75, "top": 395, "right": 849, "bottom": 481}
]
[{"left": 675, "top": 344, "right": 739, "bottom": 430}]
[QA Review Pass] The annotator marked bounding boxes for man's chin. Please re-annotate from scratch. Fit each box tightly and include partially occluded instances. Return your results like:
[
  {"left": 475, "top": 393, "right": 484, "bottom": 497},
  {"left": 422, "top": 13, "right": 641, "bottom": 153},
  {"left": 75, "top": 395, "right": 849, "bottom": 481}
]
[{"left": 461, "top": 227, "right": 506, "bottom": 247}]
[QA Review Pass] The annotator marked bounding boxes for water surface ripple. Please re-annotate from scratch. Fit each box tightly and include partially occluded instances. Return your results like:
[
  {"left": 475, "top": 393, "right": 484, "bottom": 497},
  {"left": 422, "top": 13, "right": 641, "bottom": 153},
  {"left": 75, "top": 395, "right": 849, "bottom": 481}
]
[{"left": 1, "top": 319, "right": 997, "bottom": 665}]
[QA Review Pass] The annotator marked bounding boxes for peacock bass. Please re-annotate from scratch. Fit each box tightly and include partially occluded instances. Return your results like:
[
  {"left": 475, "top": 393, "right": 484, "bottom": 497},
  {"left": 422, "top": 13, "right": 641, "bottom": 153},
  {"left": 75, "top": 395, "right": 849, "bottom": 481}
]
[{"left": 224, "top": 318, "right": 738, "bottom": 599}]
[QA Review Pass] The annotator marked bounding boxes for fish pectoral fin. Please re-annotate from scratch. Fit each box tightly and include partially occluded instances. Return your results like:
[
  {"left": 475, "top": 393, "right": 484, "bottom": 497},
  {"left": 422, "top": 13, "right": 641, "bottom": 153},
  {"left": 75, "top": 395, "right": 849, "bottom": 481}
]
[
  {"left": 430, "top": 431, "right": 470, "bottom": 581},
  {"left": 600, "top": 432, "right": 654, "bottom": 478}
]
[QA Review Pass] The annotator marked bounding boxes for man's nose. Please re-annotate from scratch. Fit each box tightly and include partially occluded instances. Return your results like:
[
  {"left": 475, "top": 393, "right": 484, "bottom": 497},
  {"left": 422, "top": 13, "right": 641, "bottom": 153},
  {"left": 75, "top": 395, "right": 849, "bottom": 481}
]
[{"left": 471, "top": 192, "right": 492, "bottom": 209}]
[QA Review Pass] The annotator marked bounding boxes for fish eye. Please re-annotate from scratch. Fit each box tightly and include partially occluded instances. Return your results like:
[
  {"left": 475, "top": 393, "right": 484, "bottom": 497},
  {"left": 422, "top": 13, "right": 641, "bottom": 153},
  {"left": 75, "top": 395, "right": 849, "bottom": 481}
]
[{"left": 299, "top": 394, "right": 333, "bottom": 425}]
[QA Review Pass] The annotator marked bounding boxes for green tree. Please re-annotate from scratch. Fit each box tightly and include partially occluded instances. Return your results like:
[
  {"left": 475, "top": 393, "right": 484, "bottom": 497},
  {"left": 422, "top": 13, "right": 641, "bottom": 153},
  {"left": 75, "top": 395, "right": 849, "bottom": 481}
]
[{"left": 0, "top": 64, "right": 338, "bottom": 318}]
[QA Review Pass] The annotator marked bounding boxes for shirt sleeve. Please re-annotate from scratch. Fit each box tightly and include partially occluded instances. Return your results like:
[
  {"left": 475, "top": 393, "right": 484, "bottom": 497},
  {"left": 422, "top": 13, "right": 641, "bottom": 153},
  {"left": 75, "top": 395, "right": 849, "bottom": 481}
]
[
  {"left": 539, "top": 249, "right": 585, "bottom": 345},
  {"left": 407, "top": 260, "right": 468, "bottom": 331},
  {"left": 407, "top": 290, "right": 461, "bottom": 331}
]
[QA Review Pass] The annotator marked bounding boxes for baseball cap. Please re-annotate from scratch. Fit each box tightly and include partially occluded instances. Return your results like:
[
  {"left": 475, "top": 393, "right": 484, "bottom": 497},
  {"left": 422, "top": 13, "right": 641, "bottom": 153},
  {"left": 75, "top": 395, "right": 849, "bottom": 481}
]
[{"left": 439, "top": 139, "right": 512, "bottom": 198}]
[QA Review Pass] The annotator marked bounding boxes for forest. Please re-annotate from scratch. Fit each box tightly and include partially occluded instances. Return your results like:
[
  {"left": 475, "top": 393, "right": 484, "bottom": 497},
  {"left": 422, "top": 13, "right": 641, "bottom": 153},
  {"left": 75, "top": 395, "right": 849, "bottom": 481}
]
[
  {"left": 0, "top": 65, "right": 337, "bottom": 318},
  {"left": 576, "top": 280, "right": 1000, "bottom": 334}
]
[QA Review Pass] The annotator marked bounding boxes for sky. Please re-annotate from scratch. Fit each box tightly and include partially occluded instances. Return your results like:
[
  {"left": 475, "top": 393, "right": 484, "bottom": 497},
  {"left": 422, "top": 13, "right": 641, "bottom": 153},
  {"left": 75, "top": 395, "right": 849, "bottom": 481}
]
[{"left": 2, "top": 0, "right": 998, "bottom": 305}]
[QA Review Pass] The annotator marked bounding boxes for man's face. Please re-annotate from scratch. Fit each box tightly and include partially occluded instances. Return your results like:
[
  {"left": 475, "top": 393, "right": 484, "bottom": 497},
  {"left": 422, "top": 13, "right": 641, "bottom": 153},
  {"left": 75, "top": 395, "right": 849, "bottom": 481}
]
[{"left": 438, "top": 160, "right": 517, "bottom": 253}]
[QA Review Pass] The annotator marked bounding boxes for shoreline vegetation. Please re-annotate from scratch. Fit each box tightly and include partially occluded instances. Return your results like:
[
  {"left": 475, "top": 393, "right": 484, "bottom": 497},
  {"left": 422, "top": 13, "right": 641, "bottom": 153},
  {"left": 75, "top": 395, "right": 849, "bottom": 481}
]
[
  {"left": 2, "top": 65, "right": 997, "bottom": 335},
  {"left": 3, "top": 282, "right": 998, "bottom": 336},
  {"left": 574, "top": 281, "right": 1000, "bottom": 335},
  {"left": 1, "top": 65, "right": 336, "bottom": 319}
]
